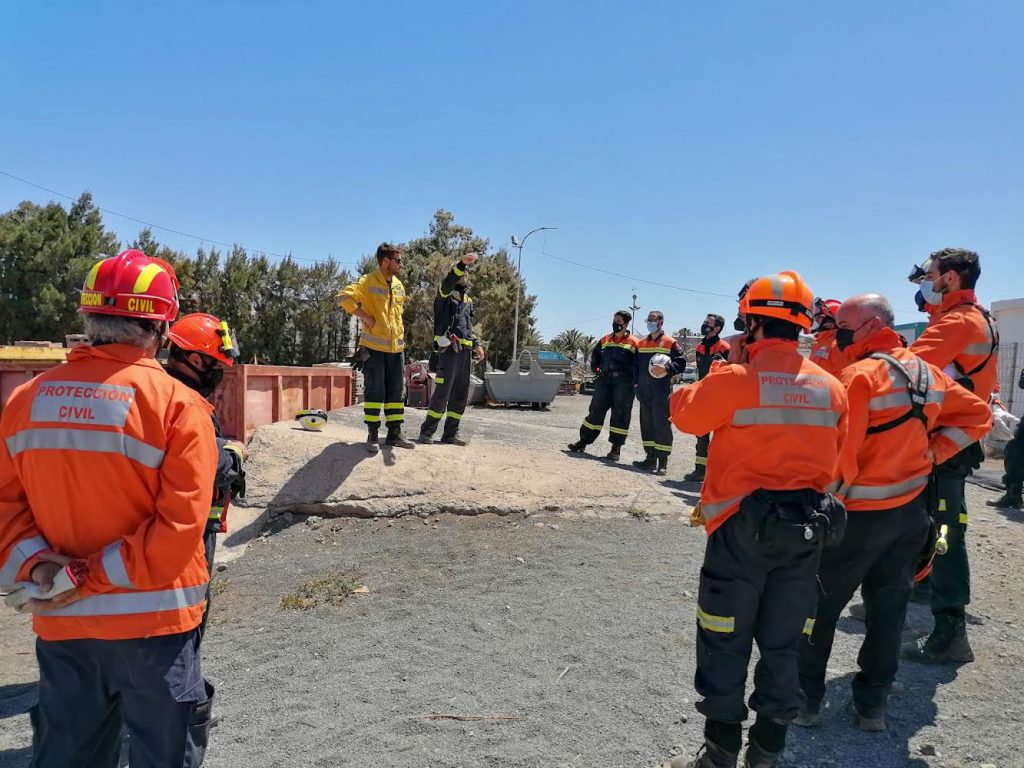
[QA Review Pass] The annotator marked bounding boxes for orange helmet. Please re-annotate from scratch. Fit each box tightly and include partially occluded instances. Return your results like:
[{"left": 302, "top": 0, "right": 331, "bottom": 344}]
[
  {"left": 739, "top": 270, "right": 814, "bottom": 331},
  {"left": 167, "top": 313, "right": 239, "bottom": 365},
  {"left": 79, "top": 249, "right": 180, "bottom": 322}
]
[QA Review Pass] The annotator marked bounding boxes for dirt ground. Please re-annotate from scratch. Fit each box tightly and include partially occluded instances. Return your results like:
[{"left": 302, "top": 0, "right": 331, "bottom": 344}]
[{"left": 2, "top": 395, "right": 1023, "bottom": 768}]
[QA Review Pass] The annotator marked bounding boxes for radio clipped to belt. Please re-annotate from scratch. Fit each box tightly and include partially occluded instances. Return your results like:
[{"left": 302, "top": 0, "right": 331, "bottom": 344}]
[{"left": 740, "top": 489, "right": 847, "bottom": 555}]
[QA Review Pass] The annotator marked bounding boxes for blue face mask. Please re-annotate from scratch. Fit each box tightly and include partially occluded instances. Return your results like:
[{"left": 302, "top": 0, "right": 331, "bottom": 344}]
[
  {"left": 919, "top": 279, "right": 943, "bottom": 306},
  {"left": 646, "top": 321, "right": 660, "bottom": 334}
]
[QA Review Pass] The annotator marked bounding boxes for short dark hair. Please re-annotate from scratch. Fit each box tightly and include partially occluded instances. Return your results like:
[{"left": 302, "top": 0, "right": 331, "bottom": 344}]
[
  {"left": 375, "top": 242, "right": 403, "bottom": 265},
  {"left": 750, "top": 315, "right": 801, "bottom": 341},
  {"left": 708, "top": 314, "right": 725, "bottom": 330},
  {"left": 615, "top": 310, "right": 632, "bottom": 324},
  {"left": 931, "top": 247, "right": 980, "bottom": 289},
  {"left": 648, "top": 310, "right": 664, "bottom": 322}
]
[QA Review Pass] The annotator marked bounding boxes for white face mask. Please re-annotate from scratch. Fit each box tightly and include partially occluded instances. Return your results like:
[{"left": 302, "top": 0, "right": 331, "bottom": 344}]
[{"left": 919, "top": 279, "right": 943, "bottom": 306}]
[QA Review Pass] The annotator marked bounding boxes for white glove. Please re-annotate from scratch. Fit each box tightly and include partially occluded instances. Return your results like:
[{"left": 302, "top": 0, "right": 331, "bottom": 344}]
[
  {"left": 3, "top": 566, "right": 80, "bottom": 613},
  {"left": 649, "top": 353, "right": 672, "bottom": 378},
  {"left": 436, "top": 335, "right": 452, "bottom": 349}
]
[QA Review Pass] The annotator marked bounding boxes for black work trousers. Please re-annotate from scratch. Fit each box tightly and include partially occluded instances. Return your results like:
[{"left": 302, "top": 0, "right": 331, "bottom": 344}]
[
  {"left": 637, "top": 383, "right": 673, "bottom": 456},
  {"left": 362, "top": 348, "right": 406, "bottom": 433},
  {"left": 579, "top": 374, "right": 635, "bottom": 447},
  {"left": 1004, "top": 428, "right": 1023, "bottom": 484},
  {"left": 695, "top": 433, "right": 711, "bottom": 468},
  {"left": 420, "top": 345, "right": 472, "bottom": 440},
  {"left": 798, "top": 493, "right": 930, "bottom": 713},
  {"left": 31, "top": 630, "right": 212, "bottom": 768},
  {"left": 929, "top": 469, "right": 971, "bottom": 617},
  {"left": 695, "top": 511, "right": 823, "bottom": 724},
  {"left": 198, "top": 529, "right": 217, "bottom": 643}
]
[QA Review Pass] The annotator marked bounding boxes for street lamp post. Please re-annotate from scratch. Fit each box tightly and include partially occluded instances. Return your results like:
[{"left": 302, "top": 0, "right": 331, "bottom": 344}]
[{"left": 509, "top": 226, "right": 556, "bottom": 367}]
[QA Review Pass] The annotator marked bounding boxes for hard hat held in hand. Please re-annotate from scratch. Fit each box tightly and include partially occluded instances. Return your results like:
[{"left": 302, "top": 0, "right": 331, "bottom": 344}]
[
  {"left": 296, "top": 409, "right": 328, "bottom": 431},
  {"left": 649, "top": 353, "right": 672, "bottom": 378}
]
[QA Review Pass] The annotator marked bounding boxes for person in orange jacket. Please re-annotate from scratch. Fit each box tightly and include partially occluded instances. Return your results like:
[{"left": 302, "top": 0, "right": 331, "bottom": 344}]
[
  {"left": 0, "top": 250, "right": 218, "bottom": 767},
  {"left": 165, "top": 312, "right": 247, "bottom": 641},
  {"left": 663, "top": 272, "right": 849, "bottom": 768},
  {"left": 904, "top": 248, "right": 999, "bottom": 664},
  {"left": 808, "top": 297, "right": 849, "bottom": 376},
  {"left": 795, "top": 293, "right": 991, "bottom": 732}
]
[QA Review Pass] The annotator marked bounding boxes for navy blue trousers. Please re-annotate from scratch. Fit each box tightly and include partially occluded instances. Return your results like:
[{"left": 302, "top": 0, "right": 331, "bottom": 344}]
[{"left": 31, "top": 629, "right": 212, "bottom": 768}]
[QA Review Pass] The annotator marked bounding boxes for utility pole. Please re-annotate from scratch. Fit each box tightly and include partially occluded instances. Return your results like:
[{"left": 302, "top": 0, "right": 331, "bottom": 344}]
[
  {"left": 629, "top": 289, "right": 641, "bottom": 335},
  {"left": 509, "top": 226, "right": 556, "bottom": 365}
]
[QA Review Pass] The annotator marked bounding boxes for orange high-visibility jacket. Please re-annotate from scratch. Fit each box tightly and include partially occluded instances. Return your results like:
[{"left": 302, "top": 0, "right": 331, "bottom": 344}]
[
  {"left": 835, "top": 328, "right": 992, "bottom": 512},
  {"left": 0, "top": 344, "right": 217, "bottom": 641},
  {"left": 911, "top": 289, "right": 999, "bottom": 403},
  {"left": 670, "top": 339, "right": 849, "bottom": 535},
  {"left": 809, "top": 329, "right": 851, "bottom": 377}
]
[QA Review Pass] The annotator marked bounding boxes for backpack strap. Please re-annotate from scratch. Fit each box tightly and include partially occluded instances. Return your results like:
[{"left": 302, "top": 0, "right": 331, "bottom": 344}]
[
  {"left": 866, "top": 353, "right": 931, "bottom": 435},
  {"left": 952, "top": 305, "right": 999, "bottom": 380}
]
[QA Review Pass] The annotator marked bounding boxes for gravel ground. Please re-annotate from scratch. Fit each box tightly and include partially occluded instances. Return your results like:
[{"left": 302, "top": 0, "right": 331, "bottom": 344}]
[{"left": 2, "top": 395, "right": 1023, "bottom": 768}]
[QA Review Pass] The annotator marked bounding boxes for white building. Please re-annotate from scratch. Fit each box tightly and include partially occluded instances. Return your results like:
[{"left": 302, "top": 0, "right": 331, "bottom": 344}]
[{"left": 993, "top": 297, "right": 1024, "bottom": 417}]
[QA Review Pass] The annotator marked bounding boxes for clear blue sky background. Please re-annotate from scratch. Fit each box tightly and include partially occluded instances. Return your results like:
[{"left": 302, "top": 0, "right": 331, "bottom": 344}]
[{"left": 2, "top": 1, "right": 1021, "bottom": 340}]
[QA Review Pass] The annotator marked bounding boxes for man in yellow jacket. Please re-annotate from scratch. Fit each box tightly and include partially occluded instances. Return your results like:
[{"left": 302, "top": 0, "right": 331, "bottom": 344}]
[{"left": 338, "top": 243, "right": 415, "bottom": 452}]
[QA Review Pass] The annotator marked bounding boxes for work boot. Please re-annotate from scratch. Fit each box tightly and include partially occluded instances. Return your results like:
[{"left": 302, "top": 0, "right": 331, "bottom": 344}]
[
  {"left": 567, "top": 441, "right": 586, "bottom": 454},
  {"left": 606, "top": 445, "right": 621, "bottom": 462},
  {"left": 987, "top": 481, "right": 1023, "bottom": 509},
  {"left": 792, "top": 699, "right": 821, "bottom": 728},
  {"left": 366, "top": 428, "right": 380, "bottom": 454},
  {"left": 902, "top": 614, "right": 974, "bottom": 664},
  {"left": 385, "top": 430, "right": 416, "bottom": 449},
  {"left": 852, "top": 700, "right": 886, "bottom": 732},
  {"left": 662, "top": 740, "right": 739, "bottom": 768},
  {"left": 684, "top": 465, "right": 706, "bottom": 483},
  {"left": 416, "top": 434, "right": 434, "bottom": 445},
  {"left": 633, "top": 452, "right": 657, "bottom": 471},
  {"left": 656, "top": 454, "right": 669, "bottom": 475},
  {"left": 440, "top": 435, "right": 468, "bottom": 446},
  {"left": 742, "top": 737, "right": 783, "bottom": 768}
]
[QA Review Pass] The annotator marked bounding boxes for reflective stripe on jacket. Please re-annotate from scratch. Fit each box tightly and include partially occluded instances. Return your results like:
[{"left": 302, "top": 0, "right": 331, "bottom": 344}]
[
  {"left": 337, "top": 268, "right": 407, "bottom": 353},
  {"left": 591, "top": 333, "right": 640, "bottom": 376},
  {"left": 695, "top": 337, "right": 731, "bottom": 380},
  {"left": 835, "top": 328, "right": 992, "bottom": 511},
  {"left": 911, "top": 289, "right": 999, "bottom": 402},
  {"left": 669, "top": 339, "right": 848, "bottom": 535},
  {"left": 0, "top": 344, "right": 217, "bottom": 641},
  {"left": 636, "top": 333, "right": 685, "bottom": 393}
]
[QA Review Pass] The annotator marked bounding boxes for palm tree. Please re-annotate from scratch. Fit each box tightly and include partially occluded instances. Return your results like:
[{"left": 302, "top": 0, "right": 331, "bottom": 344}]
[
  {"left": 579, "top": 334, "right": 597, "bottom": 363},
  {"left": 552, "top": 328, "right": 587, "bottom": 360}
]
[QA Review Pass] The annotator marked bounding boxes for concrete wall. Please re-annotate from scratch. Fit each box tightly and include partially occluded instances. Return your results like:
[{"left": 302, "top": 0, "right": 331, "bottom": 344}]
[
  {"left": 993, "top": 298, "right": 1024, "bottom": 417},
  {"left": 994, "top": 298, "right": 1024, "bottom": 346}
]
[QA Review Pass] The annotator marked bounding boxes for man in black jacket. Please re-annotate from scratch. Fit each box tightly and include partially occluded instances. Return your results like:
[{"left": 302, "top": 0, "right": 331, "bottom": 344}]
[{"left": 418, "top": 253, "right": 485, "bottom": 446}]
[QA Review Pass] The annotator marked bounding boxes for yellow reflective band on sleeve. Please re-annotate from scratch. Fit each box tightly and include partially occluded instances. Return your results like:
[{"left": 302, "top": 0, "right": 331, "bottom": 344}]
[
  {"left": 209, "top": 506, "right": 223, "bottom": 520},
  {"left": 426, "top": 410, "right": 444, "bottom": 419},
  {"left": 695, "top": 456, "right": 708, "bottom": 466},
  {"left": 697, "top": 608, "right": 735, "bottom": 634},
  {"left": 435, "top": 377, "right": 445, "bottom": 384},
  {"left": 959, "top": 513, "right": 969, "bottom": 525},
  {"left": 385, "top": 414, "right": 404, "bottom": 422},
  {"left": 132, "top": 263, "right": 166, "bottom": 294},
  {"left": 582, "top": 421, "right": 602, "bottom": 432},
  {"left": 460, "top": 338, "right": 474, "bottom": 347},
  {"left": 608, "top": 426, "right": 629, "bottom": 436},
  {"left": 453, "top": 264, "right": 466, "bottom": 276},
  {"left": 803, "top": 618, "right": 815, "bottom": 636},
  {"left": 939, "top": 499, "right": 947, "bottom": 512},
  {"left": 439, "top": 290, "right": 451, "bottom": 298},
  {"left": 445, "top": 411, "right": 463, "bottom": 420}
]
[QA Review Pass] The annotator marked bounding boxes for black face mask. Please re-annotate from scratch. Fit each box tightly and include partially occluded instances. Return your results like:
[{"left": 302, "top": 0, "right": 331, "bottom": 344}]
[
  {"left": 612, "top": 321, "right": 625, "bottom": 333},
  {"left": 178, "top": 354, "right": 224, "bottom": 398},
  {"left": 700, "top": 323, "right": 713, "bottom": 336},
  {"left": 733, "top": 316, "right": 746, "bottom": 332},
  {"left": 914, "top": 289, "right": 927, "bottom": 312},
  {"left": 835, "top": 321, "right": 870, "bottom": 351}
]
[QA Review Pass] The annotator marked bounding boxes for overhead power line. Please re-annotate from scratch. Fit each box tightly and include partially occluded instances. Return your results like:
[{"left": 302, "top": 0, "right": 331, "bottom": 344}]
[{"left": 0, "top": 169, "right": 357, "bottom": 266}]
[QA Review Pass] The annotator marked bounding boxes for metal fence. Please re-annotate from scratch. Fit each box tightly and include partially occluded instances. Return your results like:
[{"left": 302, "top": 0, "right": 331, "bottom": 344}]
[{"left": 998, "top": 342, "right": 1022, "bottom": 417}]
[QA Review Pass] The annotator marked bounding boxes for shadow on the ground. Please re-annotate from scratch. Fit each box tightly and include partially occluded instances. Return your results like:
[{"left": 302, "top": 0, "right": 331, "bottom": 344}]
[
  {"left": 0, "top": 746, "right": 31, "bottom": 768},
  {"left": 0, "top": 683, "right": 35, "bottom": 721}
]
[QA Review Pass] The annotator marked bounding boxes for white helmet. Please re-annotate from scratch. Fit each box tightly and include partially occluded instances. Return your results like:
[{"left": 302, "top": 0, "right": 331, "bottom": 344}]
[{"left": 649, "top": 353, "right": 672, "bottom": 378}]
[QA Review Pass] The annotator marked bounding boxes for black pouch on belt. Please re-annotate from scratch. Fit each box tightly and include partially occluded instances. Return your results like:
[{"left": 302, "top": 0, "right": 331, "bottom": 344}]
[{"left": 741, "top": 489, "right": 837, "bottom": 556}]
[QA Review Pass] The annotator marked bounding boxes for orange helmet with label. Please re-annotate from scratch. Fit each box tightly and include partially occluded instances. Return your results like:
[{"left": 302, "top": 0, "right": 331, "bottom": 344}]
[
  {"left": 167, "top": 313, "right": 240, "bottom": 366},
  {"left": 739, "top": 270, "right": 814, "bottom": 331},
  {"left": 79, "top": 249, "right": 180, "bottom": 322}
]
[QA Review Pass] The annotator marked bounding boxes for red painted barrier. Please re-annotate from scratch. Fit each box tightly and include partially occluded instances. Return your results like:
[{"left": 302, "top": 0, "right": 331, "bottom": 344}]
[{"left": 0, "top": 361, "right": 352, "bottom": 441}]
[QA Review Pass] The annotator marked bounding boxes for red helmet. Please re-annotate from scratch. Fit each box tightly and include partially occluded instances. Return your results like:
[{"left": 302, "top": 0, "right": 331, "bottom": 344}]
[
  {"left": 79, "top": 249, "right": 180, "bottom": 322},
  {"left": 167, "top": 313, "right": 239, "bottom": 366},
  {"left": 813, "top": 298, "right": 841, "bottom": 320}
]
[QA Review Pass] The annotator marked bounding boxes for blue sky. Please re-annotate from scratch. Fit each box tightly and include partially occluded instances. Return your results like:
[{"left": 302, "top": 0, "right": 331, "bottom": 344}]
[{"left": 2, "top": 1, "right": 1021, "bottom": 340}]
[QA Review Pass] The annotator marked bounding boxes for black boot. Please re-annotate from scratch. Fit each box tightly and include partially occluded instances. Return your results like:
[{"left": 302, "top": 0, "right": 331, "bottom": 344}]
[
  {"left": 440, "top": 434, "right": 468, "bottom": 446},
  {"left": 902, "top": 614, "right": 974, "bottom": 664},
  {"left": 606, "top": 445, "right": 621, "bottom": 462},
  {"left": 656, "top": 454, "right": 669, "bottom": 475},
  {"left": 987, "top": 481, "right": 1023, "bottom": 509},
  {"left": 366, "top": 427, "right": 380, "bottom": 454},
  {"left": 633, "top": 451, "right": 657, "bottom": 470},
  {"left": 567, "top": 441, "right": 586, "bottom": 453},
  {"left": 742, "top": 737, "right": 783, "bottom": 768},
  {"left": 664, "top": 740, "right": 739, "bottom": 768},
  {"left": 684, "top": 464, "right": 706, "bottom": 482},
  {"left": 385, "top": 428, "right": 416, "bottom": 449}
]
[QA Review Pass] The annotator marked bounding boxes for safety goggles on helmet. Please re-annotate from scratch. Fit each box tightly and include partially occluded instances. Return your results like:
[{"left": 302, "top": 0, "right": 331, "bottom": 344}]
[{"left": 907, "top": 257, "right": 933, "bottom": 284}]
